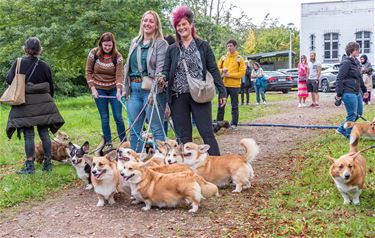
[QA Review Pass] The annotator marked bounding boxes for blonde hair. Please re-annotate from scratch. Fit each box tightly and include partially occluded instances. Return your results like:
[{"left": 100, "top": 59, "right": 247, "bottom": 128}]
[{"left": 138, "top": 10, "right": 164, "bottom": 41}]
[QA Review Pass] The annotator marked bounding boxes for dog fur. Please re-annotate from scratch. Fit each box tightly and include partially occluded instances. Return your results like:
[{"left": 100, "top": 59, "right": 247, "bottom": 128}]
[
  {"left": 165, "top": 138, "right": 259, "bottom": 193},
  {"left": 344, "top": 119, "right": 375, "bottom": 152},
  {"left": 91, "top": 155, "right": 120, "bottom": 206},
  {"left": 119, "top": 161, "right": 204, "bottom": 212},
  {"left": 329, "top": 151, "right": 366, "bottom": 205},
  {"left": 68, "top": 141, "right": 92, "bottom": 190},
  {"left": 35, "top": 131, "right": 70, "bottom": 163}
]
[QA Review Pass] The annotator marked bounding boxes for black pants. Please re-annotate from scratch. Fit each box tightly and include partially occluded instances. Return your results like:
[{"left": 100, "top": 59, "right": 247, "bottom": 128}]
[
  {"left": 170, "top": 93, "right": 220, "bottom": 156},
  {"left": 216, "top": 87, "right": 240, "bottom": 126},
  {"left": 240, "top": 85, "right": 251, "bottom": 104},
  {"left": 23, "top": 126, "right": 51, "bottom": 159}
]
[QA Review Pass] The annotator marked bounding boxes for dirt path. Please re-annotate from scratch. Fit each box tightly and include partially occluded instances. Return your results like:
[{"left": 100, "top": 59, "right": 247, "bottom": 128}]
[{"left": 0, "top": 93, "right": 344, "bottom": 237}]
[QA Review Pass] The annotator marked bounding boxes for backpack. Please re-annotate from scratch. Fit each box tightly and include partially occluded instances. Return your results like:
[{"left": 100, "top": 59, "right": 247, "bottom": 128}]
[
  {"left": 92, "top": 49, "right": 118, "bottom": 71},
  {"left": 221, "top": 55, "right": 241, "bottom": 69}
]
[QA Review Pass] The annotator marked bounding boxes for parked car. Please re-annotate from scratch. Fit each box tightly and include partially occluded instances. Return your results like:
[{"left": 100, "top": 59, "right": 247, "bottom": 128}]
[
  {"left": 319, "top": 64, "right": 339, "bottom": 93},
  {"left": 263, "top": 71, "right": 294, "bottom": 93},
  {"left": 277, "top": 68, "right": 298, "bottom": 88},
  {"left": 372, "top": 64, "right": 375, "bottom": 87}
]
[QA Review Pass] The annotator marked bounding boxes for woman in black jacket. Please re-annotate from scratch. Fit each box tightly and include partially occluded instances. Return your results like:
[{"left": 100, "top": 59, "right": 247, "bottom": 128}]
[
  {"left": 5, "top": 37, "right": 64, "bottom": 174},
  {"left": 162, "top": 6, "right": 227, "bottom": 155},
  {"left": 336, "top": 42, "right": 368, "bottom": 139}
]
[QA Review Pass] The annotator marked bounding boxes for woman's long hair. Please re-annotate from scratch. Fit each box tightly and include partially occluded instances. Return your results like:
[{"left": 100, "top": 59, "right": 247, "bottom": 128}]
[
  {"left": 96, "top": 32, "right": 119, "bottom": 59},
  {"left": 137, "top": 10, "right": 164, "bottom": 41}
]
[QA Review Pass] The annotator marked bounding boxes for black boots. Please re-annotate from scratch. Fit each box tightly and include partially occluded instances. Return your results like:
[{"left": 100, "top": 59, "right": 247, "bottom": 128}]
[
  {"left": 42, "top": 157, "right": 52, "bottom": 172},
  {"left": 16, "top": 159, "right": 35, "bottom": 174}
]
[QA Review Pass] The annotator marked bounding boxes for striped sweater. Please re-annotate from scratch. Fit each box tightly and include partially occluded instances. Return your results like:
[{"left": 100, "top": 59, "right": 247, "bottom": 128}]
[{"left": 85, "top": 48, "right": 124, "bottom": 90}]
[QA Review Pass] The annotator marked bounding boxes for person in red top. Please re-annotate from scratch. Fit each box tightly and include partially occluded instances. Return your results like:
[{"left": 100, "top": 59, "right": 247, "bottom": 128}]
[
  {"left": 297, "top": 55, "right": 309, "bottom": 107},
  {"left": 85, "top": 32, "right": 126, "bottom": 148}
]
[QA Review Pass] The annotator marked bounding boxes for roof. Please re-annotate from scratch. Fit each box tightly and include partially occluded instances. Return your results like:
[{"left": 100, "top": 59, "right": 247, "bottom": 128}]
[{"left": 245, "top": 50, "right": 296, "bottom": 60}]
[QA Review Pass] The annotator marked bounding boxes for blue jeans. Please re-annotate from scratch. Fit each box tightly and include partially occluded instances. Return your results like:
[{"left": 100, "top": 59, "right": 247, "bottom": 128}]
[
  {"left": 95, "top": 88, "right": 126, "bottom": 143},
  {"left": 337, "top": 93, "right": 363, "bottom": 138},
  {"left": 126, "top": 82, "right": 166, "bottom": 152},
  {"left": 254, "top": 84, "right": 266, "bottom": 103}
]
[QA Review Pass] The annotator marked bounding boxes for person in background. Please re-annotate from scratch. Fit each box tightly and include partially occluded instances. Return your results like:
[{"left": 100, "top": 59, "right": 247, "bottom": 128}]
[
  {"left": 6, "top": 37, "right": 65, "bottom": 174},
  {"left": 216, "top": 39, "right": 246, "bottom": 130},
  {"left": 360, "top": 54, "right": 373, "bottom": 105},
  {"left": 297, "top": 55, "right": 309, "bottom": 107},
  {"left": 85, "top": 32, "right": 126, "bottom": 150},
  {"left": 251, "top": 62, "right": 267, "bottom": 105},
  {"left": 307, "top": 51, "right": 321, "bottom": 108},
  {"left": 162, "top": 5, "right": 227, "bottom": 156},
  {"left": 240, "top": 60, "right": 252, "bottom": 106},
  {"left": 122, "top": 11, "right": 168, "bottom": 152},
  {"left": 336, "top": 42, "right": 368, "bottom": 139}
]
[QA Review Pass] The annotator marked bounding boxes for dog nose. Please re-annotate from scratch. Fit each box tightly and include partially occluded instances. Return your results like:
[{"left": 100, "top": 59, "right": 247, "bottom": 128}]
[
  {"left": 344, "top": 174, "right": 350, "bottom": 180},
  {"left": 167, "top": 160, "right": 171, "bottom": 164},
  {"left": 92, "top": 170, "right": 97, "bottom": 175},
  {"left": 120, "top": 172, "right": 125, "bottom": 177},
  {"left": 118, "top": 151, "right": 122, "bottom": 156}
]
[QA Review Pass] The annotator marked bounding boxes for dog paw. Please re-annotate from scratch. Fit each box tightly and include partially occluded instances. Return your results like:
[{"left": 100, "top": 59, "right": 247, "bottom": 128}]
[
  {"left": 141, "top": 206, "right": 150, "bottom": 211},
  {"left": 352, "top": 199, "right": 360, "bottom": 205},
  {"left": 343, "top": 200, "right": 350, "bottom": 205},
  {"left": 85, "top": 184, "right": 93, "bottom": 190},
  {"left": 108, "top": 199, "right": 116, "bottom": 205},
  {"left": 188, "top": 208, "right": 198, "bottom": 213},
  {"left": 96, "top": 201, "right": 105, "bottom": 207},
  {"left": 232, "top": 189, "right": 241, "bottom": 193},
  {"left": 131, "top": 200, "right": 142, "bottom": 205}
]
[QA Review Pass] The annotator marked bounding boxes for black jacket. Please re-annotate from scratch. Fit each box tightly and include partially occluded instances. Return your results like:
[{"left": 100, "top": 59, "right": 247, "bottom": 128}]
[
  {"left": 6, "top": 56, "right": 54, "bottom": 97},
  {"left": 336, "top": 56, "right": 367, "bottom": 97},
  {"left": 162, "top": 38, "right": 226, "bottom": 103}
]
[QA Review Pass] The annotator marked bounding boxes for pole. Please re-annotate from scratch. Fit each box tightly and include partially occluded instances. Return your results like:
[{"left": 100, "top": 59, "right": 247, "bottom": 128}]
[{"left": 289, "top": 29, "right": 292, "bottom": 68}]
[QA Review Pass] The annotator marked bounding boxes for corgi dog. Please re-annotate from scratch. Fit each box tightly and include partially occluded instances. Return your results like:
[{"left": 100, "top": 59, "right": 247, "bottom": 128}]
[
  {"left": 329, "top": 151, "right": 366, "bottom": 205},
  {"left": 35, "top": 131, "right": 70, "bottom": 163},
  {"left": 344, "top": 119, "right": 375, "bottom": 152},
  {"left": 119, "top": 161, "right": 204, "bottom": 212},
  {"left": 67, "top": 141, "right": 92, "bottom": 190},
  {"left": 151, "top": 139, "right": 178, "bottom": 164},
  {"left": 91, "top": 155, "right": 120, "bottom": 206},
  {"left": 166, "top": 138, "right": 260, "bottom": 193},
  {"left": 117, "top": 147, "right": 162, "bottom": 167}
]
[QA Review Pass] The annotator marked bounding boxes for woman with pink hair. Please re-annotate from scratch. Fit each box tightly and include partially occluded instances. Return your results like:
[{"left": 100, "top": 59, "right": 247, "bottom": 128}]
[{"left": 162, "top": 5, "right": 227, "bottom": 155}]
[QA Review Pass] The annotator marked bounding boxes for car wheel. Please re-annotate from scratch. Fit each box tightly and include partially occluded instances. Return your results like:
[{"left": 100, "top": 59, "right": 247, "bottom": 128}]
[
  {"left": 321, "top": 79, "right": 330, "bottom": 93},
  {"left": 282, "top": 89, "right": 289, "bottom": 94}
]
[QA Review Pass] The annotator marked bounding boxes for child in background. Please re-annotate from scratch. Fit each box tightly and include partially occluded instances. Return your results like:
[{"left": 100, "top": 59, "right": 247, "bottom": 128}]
[{"left": 297, "top": 55, "right": 309, "bottom": 107}]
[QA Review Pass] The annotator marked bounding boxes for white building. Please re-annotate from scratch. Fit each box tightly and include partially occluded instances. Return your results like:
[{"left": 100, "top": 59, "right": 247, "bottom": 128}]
[{"left": 300, "top": 0, "right": 375, "bottom": 64}]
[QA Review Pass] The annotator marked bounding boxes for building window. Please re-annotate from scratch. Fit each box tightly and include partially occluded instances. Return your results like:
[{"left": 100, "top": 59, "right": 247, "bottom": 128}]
[
  {"left": 356, "top": 31, "right": 371, "bottom": 53},
  {"left": 310, "top": 34, "right": 315, "bottom": 51},
  {"left": 324, "top": 33, "right": 339, "bottom": 60}
]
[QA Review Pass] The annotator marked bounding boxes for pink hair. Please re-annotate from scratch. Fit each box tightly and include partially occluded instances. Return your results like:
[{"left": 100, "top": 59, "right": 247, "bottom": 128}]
[{"left": 171, "top": 5, "right": 197, "bottom": 41}]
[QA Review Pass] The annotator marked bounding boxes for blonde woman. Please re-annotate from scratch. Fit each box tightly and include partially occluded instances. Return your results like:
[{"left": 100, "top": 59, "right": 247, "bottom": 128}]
[{"left": 123, "top": 10, "right": 168, "bottom": 152}]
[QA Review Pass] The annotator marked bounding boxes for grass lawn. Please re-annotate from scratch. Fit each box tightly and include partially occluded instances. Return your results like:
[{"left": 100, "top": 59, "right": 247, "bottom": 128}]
[
  {"left": 0, "top": 92, "right": 293, "bottom": 210},
  {"left": 257, "top": 111, "right": 375, "bottom": 237}
]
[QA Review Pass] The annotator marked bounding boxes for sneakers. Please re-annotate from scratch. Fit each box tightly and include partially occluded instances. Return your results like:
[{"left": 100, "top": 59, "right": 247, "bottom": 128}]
[
  {"left": 263, "top": 101, "right": 267, "bottom": 105},
  {"left": 16, "top": 160, "right": 35, "bottom": 175},
  {"left": 309, "top": 103, "right": 321, "bottom": 108},
  {"left": 302, "top": 103, "right": 306, "bottom": 107},
  {"left": 230, "top": 125, "right": 237, "bottom": 130},
  {"left": 336, "top": 128, "right": 349, "bottom": 139},
  {"left": 298, "top": 103, "right": 302, "bottom": 108},
  {"left": 256, "top": 102, "right": 260, "bottom": 105},
  {"left": 42, "top": 157, "right": 52, "bottom": 172}
]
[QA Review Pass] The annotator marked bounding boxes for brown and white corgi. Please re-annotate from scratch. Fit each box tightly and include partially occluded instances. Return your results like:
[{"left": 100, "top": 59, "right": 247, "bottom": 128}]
[
  {"left": 329, "top": 151, "right": 366, "bottom": 205},
  {"left": 35, "top": 131, "right": 70, "bottom": 163},
  {"left": 119, "top": 161, "right": 204, "bottom": 212},
  {"left": 91, "top": 155, "right": 120, "bottom": 206},
  {"left": 344, "top": 119, "right": 375, "bottom": 152},
  {"left": 165, "top": 138, "right": 259, "bottom": 193}
]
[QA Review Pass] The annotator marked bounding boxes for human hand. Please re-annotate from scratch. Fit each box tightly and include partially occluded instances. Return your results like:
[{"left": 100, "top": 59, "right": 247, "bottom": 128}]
[
  {"left": 165, "top": 104, "right": 171, "bottom": 119},
  {"left": 363, "top": 92, "right": 369, "bottom": 99},
  {"left": 116, "top": 88, "right": 122, "bottom": 101},
  {"left": 219, "top": 97, "right": 227, "bottom": 107},
  {"left": 148, "top": 93, "right": 154, "bottom": 105},
  {"left": 91, "top": 87, "right": 98, "bottom": 98},
  {"left": 157, "top": 77, "right": 166, "bottom": 89}
]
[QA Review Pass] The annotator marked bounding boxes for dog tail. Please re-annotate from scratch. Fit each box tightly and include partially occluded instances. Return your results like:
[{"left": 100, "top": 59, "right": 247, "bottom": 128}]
[
  {"left": 240, "top": 138, "right": 260, "bottom": 164},
  {"left": 94, "top": 135, "right": 106, "bottom": 156},
  {"left": 195, "top": 175, "right": 220, "bottom": 197}
]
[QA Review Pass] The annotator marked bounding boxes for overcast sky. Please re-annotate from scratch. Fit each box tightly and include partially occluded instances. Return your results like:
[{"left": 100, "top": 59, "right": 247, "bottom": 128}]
[{"left": 228, "top": 0, "right": 334, "bottom": 28}]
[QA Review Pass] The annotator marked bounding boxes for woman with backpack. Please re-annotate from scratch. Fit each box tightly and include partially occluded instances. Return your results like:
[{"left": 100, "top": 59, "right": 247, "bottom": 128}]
[{"left": 85, "top": 32, "right": 126, "bottom": 149}]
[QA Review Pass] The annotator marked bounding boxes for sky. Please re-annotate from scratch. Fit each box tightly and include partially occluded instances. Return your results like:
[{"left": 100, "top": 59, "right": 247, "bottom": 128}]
[{"left": 228, "top": 0, "right": 334, "bottom": 28}]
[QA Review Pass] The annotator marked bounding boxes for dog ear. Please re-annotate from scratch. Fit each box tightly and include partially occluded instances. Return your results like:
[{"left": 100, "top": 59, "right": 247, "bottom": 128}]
[
  {"left": 82, "top": 141, "right": 90, "bottom": 153},
  {"left": 326, "top": 155, "right": 336, "bottom": 163},
  {"left": 83, "top": 155, "right": 93, "bottom": 167},
  {"left": 105, "top": 150, "right": 117, "bottom": 162},
  {"left": 351, "top": 151, "right": 361, "bottom": 161},
  {"left": 68, "top": 142, "right": 75, "bottom": 151},
  {"left": 119, "top": 141, "right": 131, "bottom": 148},
  {"left": 198, "top": 144, "right": 210, "bottom": 154},
  {"left": 156, "top": 140, "right": 166, "bottom": 153}
]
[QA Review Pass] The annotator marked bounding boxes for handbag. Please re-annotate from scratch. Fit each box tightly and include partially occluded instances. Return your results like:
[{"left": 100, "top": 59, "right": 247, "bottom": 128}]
[
  {"left": 0, "top": 58, "right": 26, "bottom": 105},
  {"left": 0, "top": 58, "right": 39, "bottom": 105},
  {"left": 182, "top": 59, "right": 215, "bottom": 103}
]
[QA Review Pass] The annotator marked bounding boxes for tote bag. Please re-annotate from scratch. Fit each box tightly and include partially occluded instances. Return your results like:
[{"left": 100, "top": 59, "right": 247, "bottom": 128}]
[
  {"left": 182, "top": 59, "right": 215, "bottom": 103},
  {"left": 0, "top": 58, "right": 26, "bottom": 105}
]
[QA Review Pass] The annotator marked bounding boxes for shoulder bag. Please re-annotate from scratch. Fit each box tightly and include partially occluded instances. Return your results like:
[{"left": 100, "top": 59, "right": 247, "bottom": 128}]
[{"left": 182, "top": 59, "right": 215, "bottom": 103}]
